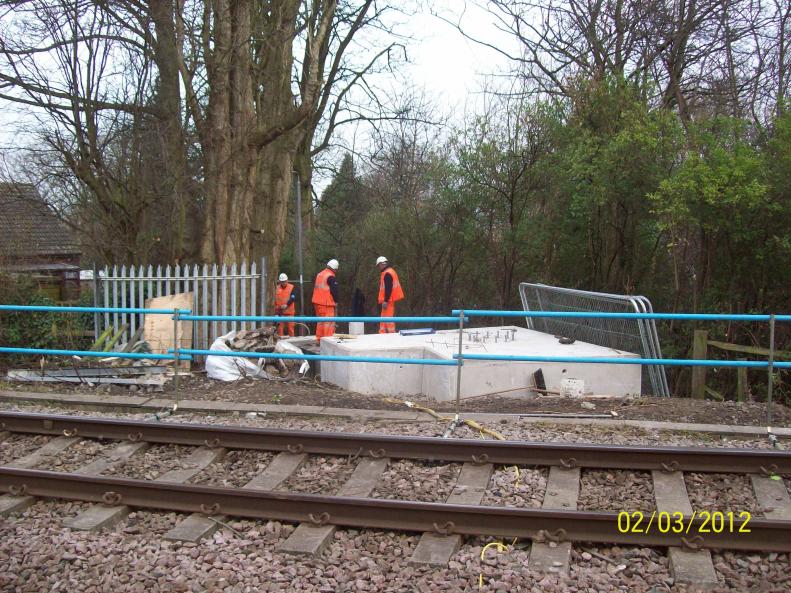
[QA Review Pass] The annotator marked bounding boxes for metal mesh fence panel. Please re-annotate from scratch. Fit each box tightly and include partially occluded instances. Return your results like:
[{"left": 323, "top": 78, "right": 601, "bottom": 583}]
[{"left": 519, "top": 283, "right": 670, "bottom": 396}]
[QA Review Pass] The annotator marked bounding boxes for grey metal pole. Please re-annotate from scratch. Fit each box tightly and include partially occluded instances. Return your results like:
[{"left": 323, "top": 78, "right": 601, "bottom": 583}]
[
  {"left": 260, "top": 257, "right": 267, "bottom": 315},
  {"left": 455, "top": 309, "right": 464, "bottom": 417},
  {"left": 294, "top": 172, "right": 305, "bottom": 333},
  {"left": 91, "top": 263, "right": 100, "bottom": 342},
  {"left": 767, "top": 314, "right": 775, "bottom": 428},
  {"left": 173, "top": 308, "right": 180, "bottom": 398}
]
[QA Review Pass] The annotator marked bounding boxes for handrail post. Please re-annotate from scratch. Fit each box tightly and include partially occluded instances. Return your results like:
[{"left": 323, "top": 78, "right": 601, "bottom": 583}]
[
  {"left": 173, "top": 308, "right": 180, "bottom": 398},
  {"left": 455, "top": 309, "right": 464, "bottom": 416},
  {"left": 767, "top": 314, "right": 775, "bottom": 427}
]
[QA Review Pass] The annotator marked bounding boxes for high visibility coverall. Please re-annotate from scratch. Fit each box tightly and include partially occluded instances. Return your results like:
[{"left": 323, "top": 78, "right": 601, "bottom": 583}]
[
  {"left": 312, "top": 268, "right": 337, "bottom": 342},
  {"left": 275, "top": 282, "right": 296, "bottom": 337},
  {"left": 378, "top": 266, "right": 404, "bottom": 334}
]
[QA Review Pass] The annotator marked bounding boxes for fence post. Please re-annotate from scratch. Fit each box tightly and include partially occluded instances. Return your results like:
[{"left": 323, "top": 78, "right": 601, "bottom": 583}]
[
  {"left": 91, "top": 263, "right": 100, "bottom": 342},
  {"left": 260, "top": 257, "right": 267, "bottom": 316},
  {"left": 691, "top": 329, "right": 708, "bottom": 399},
  {"left": 455, "top": 309, "right": 464, "bottom": 416},
  {"left": 173, "top": 308, "right": 180, "bottom": 398},
  {"left": 767, "top": 314, "right": 775, "bottom": 426},
  {"left": 736, "top": 359, "right": 749, "bottom": 402}
]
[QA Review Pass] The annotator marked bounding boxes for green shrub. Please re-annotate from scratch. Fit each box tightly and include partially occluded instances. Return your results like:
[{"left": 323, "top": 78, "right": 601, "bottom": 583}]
[{"left": 0, "top": 275, "right": 92, "bottom": 357}]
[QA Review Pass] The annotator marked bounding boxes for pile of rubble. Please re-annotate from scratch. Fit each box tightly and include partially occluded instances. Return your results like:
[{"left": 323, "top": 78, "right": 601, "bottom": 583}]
[
  {"left": 206, "top": 326, "right": 308, "bottom": 382},
  {"left": 227, "top": 327, "right": 279, "bottom": 352}
]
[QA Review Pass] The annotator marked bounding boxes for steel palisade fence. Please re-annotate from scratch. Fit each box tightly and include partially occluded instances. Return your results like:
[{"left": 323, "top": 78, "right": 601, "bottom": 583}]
[{"left": 94, "top": 261, "right": 267, "bottom": 357}]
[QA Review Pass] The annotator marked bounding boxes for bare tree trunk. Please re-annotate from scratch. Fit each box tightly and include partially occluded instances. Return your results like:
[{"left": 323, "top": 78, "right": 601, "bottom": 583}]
[{"left": 150, "top": 0, "right": 192, "bottom": 260}]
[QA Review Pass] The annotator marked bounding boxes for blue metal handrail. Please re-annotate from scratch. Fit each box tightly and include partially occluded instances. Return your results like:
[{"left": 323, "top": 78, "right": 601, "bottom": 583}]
[
  {"left": 452, "top": 309, "right": 791, "bottom": 322},
  {"left": 0, "top": 305, "right": 191, "bottom": 315},
  {"left": 0, "top": 347, "right": 191, "bottom": 361},
  {"left": 178, "top": 314, "right": 464, "bottom": 323},
  {"left": 0, "top": 304, "right": 192, "bottom": 362},
  {"left": 177, "top": 349, "right": 455, "bottom": 366},
  {"left": 1, "top": 303, "right": 787, "bottom": 424},
  {"left": 452, "top": 353, "right": 791, "bottom": 369}
]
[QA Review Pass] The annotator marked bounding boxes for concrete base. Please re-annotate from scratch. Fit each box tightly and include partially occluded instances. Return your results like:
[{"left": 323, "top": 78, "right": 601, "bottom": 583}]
[{"left": 321, "top": 326, "right": 641, "bottom": 401}]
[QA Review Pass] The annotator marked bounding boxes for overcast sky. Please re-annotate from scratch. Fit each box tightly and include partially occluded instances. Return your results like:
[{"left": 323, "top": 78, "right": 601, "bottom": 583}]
[{"left": 401, "top": 2, "right": 514, "bottom": 116}]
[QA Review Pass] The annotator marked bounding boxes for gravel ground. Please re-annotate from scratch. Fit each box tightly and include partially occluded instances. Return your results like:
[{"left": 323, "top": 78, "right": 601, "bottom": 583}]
[
  {"left": 278, "top": 456, "right": 357, "bottom": 495},
  {"left": 0, "top": 400, "right": 784, "bottom": 450},
  {"left": 3, "top": 500, "right": 789, "bottom": 592},
  {"left": 191, "top": 450, "right": 274, "bottom": 488},
  {"left": 578, "top": 471, "right": 656, "bottom": 513},
  {"left": 371, "top": 460, "right": 461, "bottom": 502},
  {"left": 712, "top": 550, "right": 791, "bottom": 592},
  {"left": 0, "top": 433, "right": 50, "bottom": 465},
  {"left": 34, "top": 438, "right": 113, "bottom": 472},
  {"left": 480, "top": 466, "right": 547, "bottom": 508},
  {"left": 101, "top": 444, "right": 196, "bottom": 480},
  {"left": 2, "top": 401, "right": 790, "bottom": 591},
  {"left": 4, "top": 373, "right": 790, "bottom": 426},
  {"left": 685, "top": 473, "right": 760, "bottom": 514}
]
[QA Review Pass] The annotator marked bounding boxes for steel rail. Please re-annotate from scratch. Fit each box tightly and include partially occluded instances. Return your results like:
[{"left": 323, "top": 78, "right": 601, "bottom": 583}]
[
  {"left": 1, "top": 412, "right": 789, "bottom": 474},
  {"left": 1, "top": 467, "right": 789, "bottom": 552}
]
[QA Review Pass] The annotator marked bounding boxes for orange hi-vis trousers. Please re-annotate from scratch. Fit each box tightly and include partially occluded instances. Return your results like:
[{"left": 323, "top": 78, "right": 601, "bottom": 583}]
[
  {"left": 379, "top": 301, "right": 396, "bottom": 334},
  {"left": 277, "top": 314, "right": 295, "bottom": 337},
  {"left": 315, "top": 304, "right": 336, "bottom": 342}
]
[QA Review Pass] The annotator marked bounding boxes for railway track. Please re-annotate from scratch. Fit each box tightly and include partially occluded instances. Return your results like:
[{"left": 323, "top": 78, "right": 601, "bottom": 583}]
[{"left": 1, "top": 410, "right": 790, "bottom": 585}]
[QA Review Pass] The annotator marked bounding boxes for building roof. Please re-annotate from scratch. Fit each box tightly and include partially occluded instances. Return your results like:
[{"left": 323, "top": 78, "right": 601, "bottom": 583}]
[{"left": 0, "top": 182, "right": 81, "bottom": 260}]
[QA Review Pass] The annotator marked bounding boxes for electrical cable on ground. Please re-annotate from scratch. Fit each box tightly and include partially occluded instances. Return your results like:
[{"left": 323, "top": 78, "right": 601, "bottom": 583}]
[{"left": 382, "top": 397, "right": 507, "bottom": 440}]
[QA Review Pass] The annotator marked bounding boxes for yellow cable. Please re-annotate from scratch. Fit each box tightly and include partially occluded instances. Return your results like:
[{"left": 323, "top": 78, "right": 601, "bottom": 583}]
[{"left": 478, "top": 541, "right": 509, "bottom": 591}]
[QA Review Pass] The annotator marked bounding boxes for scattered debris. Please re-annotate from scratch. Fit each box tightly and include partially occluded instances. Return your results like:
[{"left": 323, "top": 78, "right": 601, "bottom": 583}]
[
  {"left": 205, "top": 329, "right": 309, "bottom": 382},
  {"left": 6, "top": 366, "right": 170, "bottom": 387},
  {"left": 581, "top": 401, "right": 597, "bottom": 410},
  {"left": 399, "top": 328, "right": 435, "bottom": 336}
]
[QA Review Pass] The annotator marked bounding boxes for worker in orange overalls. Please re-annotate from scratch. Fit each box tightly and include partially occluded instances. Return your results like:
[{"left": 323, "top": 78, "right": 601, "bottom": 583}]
[
  {"left": 275, "top": 273, "right": 296, "bottom": 337},
  {"left": 312, "top": 259, "right": 339, "bottom": 343},
  {"left": 376, "top": 256, "right": 404, "bottom": 334}
]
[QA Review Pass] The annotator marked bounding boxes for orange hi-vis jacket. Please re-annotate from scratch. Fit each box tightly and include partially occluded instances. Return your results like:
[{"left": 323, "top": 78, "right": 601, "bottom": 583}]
[
  {"left": 275, "top": 282, "right": 295, "bottom": 315},
  {"left": 312, "top": 268, "right": 336, "bottom": 306},
  {"left": 378, "top": 267, "right": 404, "bottom": 304}
]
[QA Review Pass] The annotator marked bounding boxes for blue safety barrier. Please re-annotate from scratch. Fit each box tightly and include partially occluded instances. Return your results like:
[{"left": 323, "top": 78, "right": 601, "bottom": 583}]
[
  {"left": 1, "top": 304, "right": 787, "bottom": 374},
  {"left": 178, "top": 314, "right": 464, "bottom": 324},
  {"left": 0, "top": 304, "right": 192, "bottom": 362},
  {"left": 0, "top": 347, "right": 191, "bottom": 361},
  {"left": 452, "top": 353, "right": 791, "bottom": 369},
  {"left": 452, "top": 309, "right": 791, "bottom": 322},
  {"left": 177, "top": 349, "right": 456, "bottom": 366},
  {"left": 0, "top": 305, "right": 191, "bottom": 315}
]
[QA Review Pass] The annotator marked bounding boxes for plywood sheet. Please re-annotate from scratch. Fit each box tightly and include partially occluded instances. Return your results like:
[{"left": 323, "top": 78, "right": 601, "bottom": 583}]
[{"left": 144, "top": 293, "right": 193, "bottom": 369}]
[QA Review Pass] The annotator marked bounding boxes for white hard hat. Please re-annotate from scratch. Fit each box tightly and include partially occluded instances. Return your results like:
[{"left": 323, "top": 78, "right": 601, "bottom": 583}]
[
  {"left": 278, "top": 273, "right": 288, "bottom": 282},
  {"left": 327, "top": 259, "right": 339, "bottom": 270},
  {"left": 375, "top": 256, "right": 388, "bottom": 265}
]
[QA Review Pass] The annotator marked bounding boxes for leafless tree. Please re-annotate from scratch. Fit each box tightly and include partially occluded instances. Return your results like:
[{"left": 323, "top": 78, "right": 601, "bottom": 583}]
[{"left": 1, "top": 0, "right": 409, "bottom": 271}]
